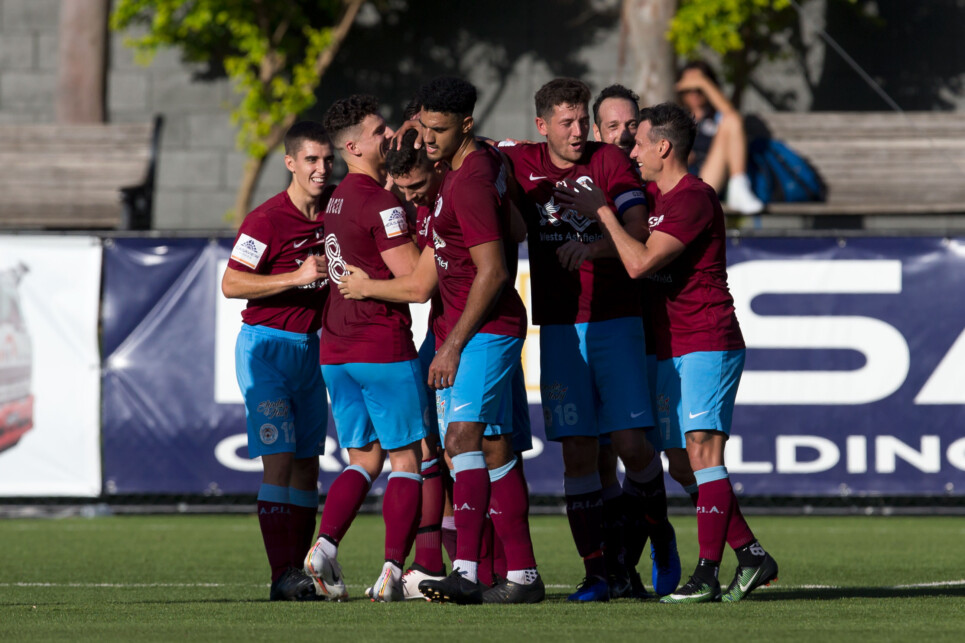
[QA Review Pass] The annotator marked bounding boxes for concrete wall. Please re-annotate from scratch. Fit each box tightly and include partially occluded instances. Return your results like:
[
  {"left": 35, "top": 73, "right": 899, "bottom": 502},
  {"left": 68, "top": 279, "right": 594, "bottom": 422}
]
[{"left": 1, "top": 0, "right": 963, "bottom": 230}]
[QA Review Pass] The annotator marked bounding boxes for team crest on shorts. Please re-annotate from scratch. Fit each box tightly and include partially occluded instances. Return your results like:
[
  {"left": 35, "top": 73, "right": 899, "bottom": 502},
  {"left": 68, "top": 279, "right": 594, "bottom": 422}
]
[
  {"left": 545, "top": 381, "right": 568, "bottom": 402},
  {"left": 656, "top": 393, "right": 671, "bottom": 414},
  {"left": 260, "top": 423, "right": 279, "bottom": 445}
]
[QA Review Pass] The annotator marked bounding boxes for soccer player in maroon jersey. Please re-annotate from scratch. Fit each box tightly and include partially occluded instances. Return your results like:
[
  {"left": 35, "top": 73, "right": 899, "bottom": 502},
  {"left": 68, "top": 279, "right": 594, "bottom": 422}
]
[
  {"left": 500, "top": 78, "right": 680, "bottom": 601},
  {"left": 592, "top": 85, "right": 701, "bottom": 597},
  {"left": 303, "top": 95, "right": 428, "bottom": 603},
  {"left": 221, "top": 120, "right": 333, "bottom": 601},
  {"left": 392, "top": 76, "right": 541, "bottom": 605},
  {"left": 554, "top": 101, "right": 779, "bottom": 603}
]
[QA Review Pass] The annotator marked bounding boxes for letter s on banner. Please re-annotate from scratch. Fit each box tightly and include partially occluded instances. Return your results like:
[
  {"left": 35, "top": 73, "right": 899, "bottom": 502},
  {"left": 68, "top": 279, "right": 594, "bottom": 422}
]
[{"left": 729, "top": 260, "right": 909, "bottom": 405}]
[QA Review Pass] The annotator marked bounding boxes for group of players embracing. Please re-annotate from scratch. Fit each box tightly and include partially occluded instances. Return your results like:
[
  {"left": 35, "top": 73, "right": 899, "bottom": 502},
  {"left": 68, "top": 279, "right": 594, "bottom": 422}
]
[{"left": 222, "top": 75, "right": 779, "bottom": 606}]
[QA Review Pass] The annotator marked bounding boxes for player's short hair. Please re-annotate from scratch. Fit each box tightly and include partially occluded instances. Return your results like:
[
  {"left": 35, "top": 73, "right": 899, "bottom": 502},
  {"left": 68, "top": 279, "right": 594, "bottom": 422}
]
[
  {"left": 592, "top": 84, "right": 640, "bottom": 127},
  {"left": 402, "top": 97, "right": 422, "bottom": 121},
  {"left": 385, "top": 129, "right": 431, "bottom": 178},
  {"left": 323, "top": 94, "right": 381, "bottom": 147},
  {"left": 678, "top": 59, "right": 720, "bottom": 87},
  {"left": 535, "top": 78, "right": 591, "bottom": 119},
  {"left": 416, "top": 77, "right": 477, "bottom": 117},
  {"left": 639, "top": 102, "right": 697, "bottom": 162},
  {"left": 284, "top": 120, "right": 330, "bottom": 156}
]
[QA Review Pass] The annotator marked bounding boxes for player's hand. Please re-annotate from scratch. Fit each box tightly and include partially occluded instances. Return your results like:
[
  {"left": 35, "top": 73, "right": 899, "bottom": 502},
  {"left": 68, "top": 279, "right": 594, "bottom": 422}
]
[
  {"left": 292, "top": 254, "right": 327, "bottom": 286},
  {"left": 428, "top": 341, "right": 461, "bottom": 390},
  {"left": 553, "top": 179, "right": 607, "bottom": 219},
  {"left": 336, "top": 263, "right": 371, "bottom": 300},
  {"left": 556, "top": 239, "right": 591, "bottom": 271},
  {"left": 391, "top": 118, "right": 424, "bottom": 150}
]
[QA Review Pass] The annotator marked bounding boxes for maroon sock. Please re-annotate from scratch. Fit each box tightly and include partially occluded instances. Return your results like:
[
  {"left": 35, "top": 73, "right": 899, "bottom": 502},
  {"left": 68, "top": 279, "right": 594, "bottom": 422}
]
[
  {"left": 289, "top": 503, "right": 318, "bottom": 567},
  {"left": 453, "top": 467, "right": 491, "bottom": 564},
  {"left": 257, "top": 500, "right": 292, "bottom": 582},
  {"left": 490, "top": 465, "right": 537, "bottom": 571},
  {"left": 477, "top": 515, "right": 495, "bottom": 587},
  {"left": 413, "top": 460, "right": 445, "bottom": 573},
  {"left": 696, "top": 478, "right": 734, "bottom": 562},
  {"left": 726, "top": 496, "right": 756, "bottom": 551},
  {"left": 565, "top": 490, "right": 607, "bottom": 580},
  {"left": 442, "top": 523, "right": 458, "bottom": 564},
  {"left": 493, "top": 527, "right": 507, "bottom": 579},
  {"left": 383, "top": 473, "right": 422, "bottom": 564},
  {"left": 318, "top": 467, "right": 370, "bottom": 543}
]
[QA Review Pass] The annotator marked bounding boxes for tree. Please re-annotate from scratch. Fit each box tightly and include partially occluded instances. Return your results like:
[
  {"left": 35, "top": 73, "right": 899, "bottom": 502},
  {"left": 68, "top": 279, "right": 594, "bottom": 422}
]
[
  {"left": 58, "top": 0, "right": 109, "bottom": 123},
  {"left": 111, "top": 0, "right": 365, "bottom": 224},
  {"left": 619, "top": 0, "right": 677, "bottom": 108}
]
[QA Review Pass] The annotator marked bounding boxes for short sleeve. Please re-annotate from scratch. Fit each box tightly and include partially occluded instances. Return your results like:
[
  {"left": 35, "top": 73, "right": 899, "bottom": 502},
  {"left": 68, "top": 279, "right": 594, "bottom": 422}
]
[
  {"left": 367, "top": 191, "right": 413, "bottom": 253},
  {"left": 652, "top": 188, "right": 714, "bottom": 247},
  {"left": 451, "top": 166, "right": 502, "bottom": 248},
  {"left": 228, "top": 212, "right": 274, "bottom": 273}
]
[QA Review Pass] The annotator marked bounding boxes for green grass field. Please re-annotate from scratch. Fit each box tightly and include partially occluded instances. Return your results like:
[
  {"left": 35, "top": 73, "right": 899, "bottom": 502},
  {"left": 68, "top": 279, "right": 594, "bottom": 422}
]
[{"left": 1, "top": 513, "right": 963, "bottom": 641}]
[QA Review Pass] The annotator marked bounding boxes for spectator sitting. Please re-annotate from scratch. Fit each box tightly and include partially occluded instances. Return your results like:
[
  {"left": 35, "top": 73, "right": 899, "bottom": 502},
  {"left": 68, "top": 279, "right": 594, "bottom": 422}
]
[{"left": 676, "top": 60, "right": 764, "bottom": 215}]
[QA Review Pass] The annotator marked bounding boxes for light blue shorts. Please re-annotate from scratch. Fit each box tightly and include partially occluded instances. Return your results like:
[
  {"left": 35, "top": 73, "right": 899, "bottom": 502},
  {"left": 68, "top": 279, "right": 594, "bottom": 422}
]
[
  {"left": 540, "top": 317, "right": 654, "bottom": 442},
  {"left": 436, "top": 333, "right": 523, "bottom": 444},
  {"left": 235, "top": 324, "right": 328, "bottom": 459},
  {"left": 322, "top": 359, "right": 428, "bottom": 451},
  {"left": 418, "top": 331, "right": 439, "bottom": 439},
  {"left": 653, "top": 349, "right": 745, "bottom": 451}
]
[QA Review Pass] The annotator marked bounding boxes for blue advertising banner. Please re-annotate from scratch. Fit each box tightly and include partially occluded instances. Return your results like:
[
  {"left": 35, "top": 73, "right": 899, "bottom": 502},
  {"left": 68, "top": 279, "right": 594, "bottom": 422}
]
[{"left": 101, "top": 236, "right": 965, "bottom": 497}]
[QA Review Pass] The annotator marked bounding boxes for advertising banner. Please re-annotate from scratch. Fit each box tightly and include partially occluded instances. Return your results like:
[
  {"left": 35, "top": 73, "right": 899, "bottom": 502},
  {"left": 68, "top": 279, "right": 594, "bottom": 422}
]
[
  {"left": 100, "top": 236, "right": 965, "bottom": 497},
  {"left": 0, "top": 236, "right": 102, "bottom": 497}
]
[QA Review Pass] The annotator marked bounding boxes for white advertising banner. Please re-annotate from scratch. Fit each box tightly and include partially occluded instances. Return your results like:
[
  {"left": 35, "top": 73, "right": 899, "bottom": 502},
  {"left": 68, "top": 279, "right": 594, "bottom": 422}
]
[{"left": 0, "top": 236, "right": 102, "bottom": 496}]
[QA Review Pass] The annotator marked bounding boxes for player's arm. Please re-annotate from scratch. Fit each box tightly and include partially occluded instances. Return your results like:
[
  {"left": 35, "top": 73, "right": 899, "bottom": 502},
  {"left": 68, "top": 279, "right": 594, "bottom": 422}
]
[
  {"left": 554, "top": 181, "right": 684, "bottom": 278},
  {"left": 428, "top": 240, "right": 508, "bottom": 389},
  {"left": 222, "top": 256, "right": 326, "bottom": 300},
  {"left": 339, "top": 244, "right": 438, "bottom": 303}
]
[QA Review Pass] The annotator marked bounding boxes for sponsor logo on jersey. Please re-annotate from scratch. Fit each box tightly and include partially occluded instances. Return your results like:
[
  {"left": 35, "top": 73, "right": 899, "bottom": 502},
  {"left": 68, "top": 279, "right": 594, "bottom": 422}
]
[
  {"left": 433, "top": 195, "right": 443, "bottom": 218},
  {"left": 324, "top": 233, "right": 348, "bottom": 283},
  {"left": 539, "top": 183, "right": 594, "bottom": 233},
  {"left": 257, "top": 398, "right": 291, "bottom": 419},
  {"left": 649, "top": 214, "right": 665, "bottom": 229},
  {"left": 294, "top": 250, "right": 328, "bottom": 290},
  {"left": 379, "top": 206, "right": 408, "bottom": 239},
  {"left": 259, "top": 423, "right": 279, "bottom": 445},
  {"left": 433, "top": 230, "right": 449, "bottom": 270},
  {"left": 545, "top": 381, "right": 568, "bottom": 402},
  {"left": 230, "top": 233, "right": 267, "bottom": 269},
  {"left": 326, "top": 198, "right": 343, "bottom": 215}
]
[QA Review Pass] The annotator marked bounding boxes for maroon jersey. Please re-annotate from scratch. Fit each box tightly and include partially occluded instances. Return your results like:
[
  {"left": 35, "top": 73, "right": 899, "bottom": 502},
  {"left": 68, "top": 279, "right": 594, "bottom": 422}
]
[
  {"left": 645, "top": 175, "right": 745, "bottom": 359},
  {"left": 228, "top": 189, "right": 330, "bottom": 333},
  {"left": 432, "top": 146, "right": 527, "bottom": 346},
  {"left": 415, "top": 202, "right": 444, "bottom": 339},
  {"left": 320, "top": 173, "right": 418, "bottom": 364},
  {"left": 501, "top": 142, "right": 646, "bottom": 325}
]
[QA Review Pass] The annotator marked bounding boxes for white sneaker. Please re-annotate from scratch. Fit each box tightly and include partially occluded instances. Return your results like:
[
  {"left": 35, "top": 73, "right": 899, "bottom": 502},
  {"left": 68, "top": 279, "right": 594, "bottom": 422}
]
[
  {"left": 400, "top": 564, "right": 445, "bottom": 600},
  {"left": 304, "top": 539, "right": 348, "bottom": 601},
  {"left": 726, "top": 174, "right": 764, "bottom": 214},
  {"left": 365, "top": 561, "right": 403, "bottom": 602}
]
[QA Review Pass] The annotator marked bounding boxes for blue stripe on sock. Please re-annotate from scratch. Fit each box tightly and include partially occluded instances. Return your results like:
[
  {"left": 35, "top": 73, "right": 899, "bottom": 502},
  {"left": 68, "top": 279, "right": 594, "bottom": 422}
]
[
  {"left": 694, "top": 465, "right": 729, "bottom": 486},
  {"left": 389, "top": 471, "right": 423, "bottom": 483},
  {"left": 488, "top": 457, "right": 517, "bottom": 483},
  {"left": 345, "top": 464, "right": 373, "bottom": 485},
  {"left": 451, "top": 451, "right": 486, "bottom": 474},
  {"left": 563, "top": 472, "right": 603, "bottom": 496},
  {"left": 421, "top": 458, "right": 439, "bottom": 472},
  {"left": 257, "top": 483, "right": 289, "bottom": 504},
  {"left": 288, "top": 487, "right": 319, "bottom": 508}
]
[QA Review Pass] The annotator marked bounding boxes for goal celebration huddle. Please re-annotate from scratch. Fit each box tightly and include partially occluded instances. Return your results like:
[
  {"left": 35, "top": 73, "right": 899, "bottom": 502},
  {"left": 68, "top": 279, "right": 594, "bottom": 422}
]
[{"left": 222, "top": 75, "right": 778, "bottom": 605}]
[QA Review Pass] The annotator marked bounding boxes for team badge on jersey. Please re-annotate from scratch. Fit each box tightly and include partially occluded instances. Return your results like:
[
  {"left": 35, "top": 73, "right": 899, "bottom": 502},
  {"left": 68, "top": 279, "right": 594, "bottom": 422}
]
[
  {"left": 259, "top": 423, "right": 279, "bottom": 445},
  {"left": 380, "top": 206, "right": 408, "bottom": 238},
  {"left": 230, "top": 233, "right": 267, "bottom": 269}
]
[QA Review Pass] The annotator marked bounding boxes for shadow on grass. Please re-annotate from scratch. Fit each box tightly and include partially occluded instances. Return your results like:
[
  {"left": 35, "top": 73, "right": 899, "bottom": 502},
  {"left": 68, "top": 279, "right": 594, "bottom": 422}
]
[{"left": 753, "top": 585, "right": 965, "bottom": 601}]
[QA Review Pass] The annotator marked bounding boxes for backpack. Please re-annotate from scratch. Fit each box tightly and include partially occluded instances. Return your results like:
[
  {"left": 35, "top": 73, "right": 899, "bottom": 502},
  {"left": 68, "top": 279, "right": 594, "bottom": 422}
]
[{"left": 747, "top": 138, "right": 826, "bottom": 203}]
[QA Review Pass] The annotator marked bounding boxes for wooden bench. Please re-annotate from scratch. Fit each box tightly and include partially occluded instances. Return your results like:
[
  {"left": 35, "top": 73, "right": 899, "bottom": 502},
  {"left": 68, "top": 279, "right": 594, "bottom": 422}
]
[
  {"left": 742, "top": 112, "right": 965, "bottom": 221},
  {"left": 0, "top": 116, "right": 162, "bottom": 230}
]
